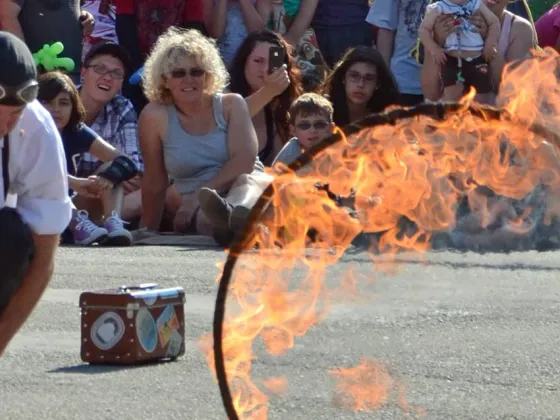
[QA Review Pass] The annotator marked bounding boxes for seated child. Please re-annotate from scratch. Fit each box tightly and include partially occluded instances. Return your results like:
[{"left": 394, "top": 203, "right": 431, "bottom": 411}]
[
  {"left": 272, "top": 92, "right": 336, "bottom": 167},
  {"left": 419, "top": 0, "right": 500, "bottom": 103},
  {"left": 38, "top": 71, "right": 137, "bottom": 246}
]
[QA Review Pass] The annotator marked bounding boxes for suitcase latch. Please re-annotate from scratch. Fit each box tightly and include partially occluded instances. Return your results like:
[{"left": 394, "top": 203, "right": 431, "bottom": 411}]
[{"left": 126, "top": 302, "right": 140, "bottom": 319}]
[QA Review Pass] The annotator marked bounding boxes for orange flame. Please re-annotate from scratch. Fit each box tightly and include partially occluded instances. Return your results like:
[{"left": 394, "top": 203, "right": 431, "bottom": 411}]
[
  {"left": 201, "top": 48, "right": 560, "bottom": 419},
  {"left": 329, "top": 358, "right": 393, "bottom": 412}
]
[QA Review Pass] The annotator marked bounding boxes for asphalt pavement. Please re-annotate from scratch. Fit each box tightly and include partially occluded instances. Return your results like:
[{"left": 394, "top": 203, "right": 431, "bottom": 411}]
[{"left": 1, "top": 245, "right": 559, "bottom": 420}]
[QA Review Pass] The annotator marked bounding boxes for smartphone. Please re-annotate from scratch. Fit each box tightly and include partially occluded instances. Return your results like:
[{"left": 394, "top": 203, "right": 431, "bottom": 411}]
[{"left": 268, "top": 46, "right": 285, "bottom": 74}]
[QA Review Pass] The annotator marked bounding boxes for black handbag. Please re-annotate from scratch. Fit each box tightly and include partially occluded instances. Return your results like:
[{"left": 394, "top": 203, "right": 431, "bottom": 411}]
[{"left": 0, "top": 135, "right": 35, "bottom": 311}]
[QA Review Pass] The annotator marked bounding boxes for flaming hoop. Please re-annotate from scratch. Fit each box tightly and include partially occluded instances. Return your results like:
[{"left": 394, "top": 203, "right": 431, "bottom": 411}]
[{"left": 208, "top": 50, "right": 560, "bottom": 420}]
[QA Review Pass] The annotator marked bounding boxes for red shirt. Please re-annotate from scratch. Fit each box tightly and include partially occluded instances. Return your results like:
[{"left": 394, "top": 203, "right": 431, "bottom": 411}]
[
  {"left": 115, "top": 0, "right": 203, "bottom": 21},
  {"left": 114, "top": 0, "right": 204, "bottom": 56}
]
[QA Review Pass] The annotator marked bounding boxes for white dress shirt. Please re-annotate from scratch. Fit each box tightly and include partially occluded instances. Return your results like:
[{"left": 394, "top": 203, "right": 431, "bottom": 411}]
[{"left": 0, "top": 100, "right": 72, "bottom": 235}]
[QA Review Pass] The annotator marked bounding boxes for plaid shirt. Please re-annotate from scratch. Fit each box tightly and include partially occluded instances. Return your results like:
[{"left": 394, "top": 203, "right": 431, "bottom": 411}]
[{"left": 77, "top": 94, "right": 143, "bottom": 176}]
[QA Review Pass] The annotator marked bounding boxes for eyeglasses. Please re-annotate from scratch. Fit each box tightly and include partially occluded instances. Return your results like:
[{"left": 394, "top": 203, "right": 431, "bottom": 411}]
[
  {"left": 170, "top": 68, "right": 205, "bottom": 79},
  {"left": 295, "top": 121, "right": 330, "bottom": 131},
  {"left": 346, "top": 71, "right": 377, "bottom": 85},
  {"left": 87, "top": 64, "right": 125, "bottom": 80},
  {"left": 0, "top": 80, "right": 39, "bottom": 105}
]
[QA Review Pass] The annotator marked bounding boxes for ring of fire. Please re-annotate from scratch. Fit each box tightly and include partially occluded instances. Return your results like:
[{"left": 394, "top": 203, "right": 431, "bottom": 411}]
[{"left": 208, "top": 48, "right": 560, "bottom": 420}]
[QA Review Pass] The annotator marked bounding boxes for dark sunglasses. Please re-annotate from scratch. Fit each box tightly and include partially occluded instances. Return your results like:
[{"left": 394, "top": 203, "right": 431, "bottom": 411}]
[
  {"left": 0, "top": 80, "right": 39, "bottom": 105},
  {"left": 170, "top": 68, "right": 205, "bottom": 79},
  {"left": 87, "top": 64, "right": 125, "bottom": 80},
  {"left": 295, "top": 121, "right": 330, "bottom": 131}
]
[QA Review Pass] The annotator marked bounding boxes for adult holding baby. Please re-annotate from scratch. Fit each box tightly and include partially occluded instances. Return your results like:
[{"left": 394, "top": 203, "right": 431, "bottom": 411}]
[
  {"left": 421, "top": 0, "right": 537, "bottom": 102},
  {"left": 419, "top": 0, "right": 500, "bottom": 103}
]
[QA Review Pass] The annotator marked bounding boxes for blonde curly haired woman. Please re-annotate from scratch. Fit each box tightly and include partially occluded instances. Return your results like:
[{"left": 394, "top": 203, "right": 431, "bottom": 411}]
[{"left": 138, "top": 27, "right": 269, "bottom": 241}]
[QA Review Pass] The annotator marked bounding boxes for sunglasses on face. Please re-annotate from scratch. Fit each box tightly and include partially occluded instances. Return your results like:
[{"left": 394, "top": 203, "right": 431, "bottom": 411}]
[
  {"left": 170, "top": 68, "right": 205, "bottom": 79},
  {"left": 346, "top": 71, "right": 377, "bottom": 84},
  {"left": 295, "top": 121, "right": 330, "bottom": 131},
  {"left": 86, "top": 63, "right": 125, "bottom": 80},
  {"left": 0, "top": 80, "right": 39, "bottom": 105}
]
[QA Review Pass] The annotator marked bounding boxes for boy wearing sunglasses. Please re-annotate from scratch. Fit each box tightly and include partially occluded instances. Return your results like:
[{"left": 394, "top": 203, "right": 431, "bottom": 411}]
[
  {"left": 0, "top": 32, "right": 72, "bottom": 355},
  {"left": 272, "top": 93, "right": 336, "bottom": 168}
]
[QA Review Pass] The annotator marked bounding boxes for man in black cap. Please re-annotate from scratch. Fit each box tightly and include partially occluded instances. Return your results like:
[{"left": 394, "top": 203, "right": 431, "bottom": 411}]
[{"left": 0, "top": 31, "right": 72, "bottom": 356}]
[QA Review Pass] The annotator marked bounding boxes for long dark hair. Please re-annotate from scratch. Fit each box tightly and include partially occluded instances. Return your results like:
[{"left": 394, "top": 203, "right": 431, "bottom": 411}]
[
  {"left": 320, "top": 46, "right": 399, "bottom": 128},
  {"left": 229, "top": 29, "right": 303, "bottom": 144},
  {"left": 37, "top": 71, "right": 86, "bottom": 132}
]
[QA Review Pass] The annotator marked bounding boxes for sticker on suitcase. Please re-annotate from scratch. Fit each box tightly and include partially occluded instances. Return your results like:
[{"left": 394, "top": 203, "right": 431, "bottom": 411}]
[
  {"left": 166, "top": 329, "right": 183, "bottom": 358},
  {"left": 156, "top": 304, "right": 180, "bottom": 347},
  {"left": 136, "top": 308, "right": 158, "bottom": 353},
  {"left": 91, "top": 312, "right": 125, "bottom": 351}
]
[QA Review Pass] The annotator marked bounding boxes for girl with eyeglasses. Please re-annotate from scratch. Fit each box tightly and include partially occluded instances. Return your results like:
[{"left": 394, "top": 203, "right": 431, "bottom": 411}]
[
  {"left": 320, "top": 46, "right": 399, "bottom": 128},
  {"left": 38, "top": 71, "right": 134, "bottom": 246}
]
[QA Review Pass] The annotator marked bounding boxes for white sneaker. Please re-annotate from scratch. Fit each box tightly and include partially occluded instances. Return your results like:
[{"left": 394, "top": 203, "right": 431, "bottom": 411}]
[
  {"left": 73, "top": 210, "right": 108, "bottom": 245},
  {"left": 103, "top": 211, "right": 133, "bottom": 246}
]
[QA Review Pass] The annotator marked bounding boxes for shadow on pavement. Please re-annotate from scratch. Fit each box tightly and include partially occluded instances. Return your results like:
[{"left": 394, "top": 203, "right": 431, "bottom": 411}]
[{"left": 48, "top": 359, "right": 178, "bottom": 374}]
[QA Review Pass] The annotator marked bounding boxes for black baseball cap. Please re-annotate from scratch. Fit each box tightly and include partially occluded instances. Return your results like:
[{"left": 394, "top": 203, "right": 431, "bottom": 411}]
[
  {"left": 84, "top": 42, "right": 131, "bottom": 74},
  {"left": 0, "top": 31, "right": 38, "bottom": 106}
]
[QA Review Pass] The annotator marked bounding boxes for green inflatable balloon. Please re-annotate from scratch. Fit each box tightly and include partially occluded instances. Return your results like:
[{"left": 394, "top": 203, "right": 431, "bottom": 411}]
[{"left": 33, "top": 42, "right": 75, "bottom": 72}]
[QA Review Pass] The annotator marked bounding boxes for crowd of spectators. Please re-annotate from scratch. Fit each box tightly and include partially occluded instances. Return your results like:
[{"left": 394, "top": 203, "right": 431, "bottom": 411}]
[{"left": 0, "top": 0, "right": 557, "bottom": 247}]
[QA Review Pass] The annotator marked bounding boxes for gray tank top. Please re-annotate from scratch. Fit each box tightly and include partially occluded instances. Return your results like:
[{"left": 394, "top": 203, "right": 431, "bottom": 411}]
[{"left": 163, "top": 93, "right": 263, "bottom": 197}]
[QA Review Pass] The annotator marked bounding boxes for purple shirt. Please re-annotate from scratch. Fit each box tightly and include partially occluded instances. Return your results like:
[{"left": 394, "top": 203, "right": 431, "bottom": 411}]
[{"left": 535, "top": 6, "right": 560, "bottom": 48}]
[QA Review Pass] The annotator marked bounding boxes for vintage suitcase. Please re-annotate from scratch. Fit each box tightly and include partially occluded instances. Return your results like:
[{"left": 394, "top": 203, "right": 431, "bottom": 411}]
[{"left": 80, "top": 283, "right": 185, "bottom": 364}]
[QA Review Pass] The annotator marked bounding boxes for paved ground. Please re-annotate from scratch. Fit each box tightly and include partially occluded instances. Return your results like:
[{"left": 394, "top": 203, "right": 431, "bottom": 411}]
[{"left": 1, "top": 244, "right": 560, "bottom": 420}]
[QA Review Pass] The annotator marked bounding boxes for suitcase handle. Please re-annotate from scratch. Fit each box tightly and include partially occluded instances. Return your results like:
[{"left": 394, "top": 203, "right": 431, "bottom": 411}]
[{"left": 118, "top": 283, "right": 158, "bottom": 292}]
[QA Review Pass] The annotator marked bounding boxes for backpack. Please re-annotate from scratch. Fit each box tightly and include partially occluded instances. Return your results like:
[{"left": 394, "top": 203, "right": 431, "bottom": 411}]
[{"left": 410, "top": 0, "right": 536, "bottom": 64}]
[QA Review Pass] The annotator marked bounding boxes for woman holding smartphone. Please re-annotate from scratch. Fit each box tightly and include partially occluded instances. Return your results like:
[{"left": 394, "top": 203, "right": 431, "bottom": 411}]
[{"left": 228, "top": 29, "right": 303, "bottom": 166}]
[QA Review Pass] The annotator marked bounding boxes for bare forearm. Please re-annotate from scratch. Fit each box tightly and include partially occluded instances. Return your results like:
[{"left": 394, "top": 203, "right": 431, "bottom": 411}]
[
  {"left": 206, "top": 0, "right": 228, "bottom": 39},
  {"left": 201, "top": 158, "right": 255, "bottom": 193},
  {"left": 245, "top": 88, "right": 275, "bottom": 117},
  {"left": 489, "top": 53, "right": 505, "bottom": 89},
  {"left": 0, "top": 234, "right": 59, "bottom": 354},
  {"left": 284, "top": 0, "right": 318, "bottom": 45},
  {"left": 68, "top": 175, "right": 83, "bottom": 191},
  {"left": 419, "top": 26, "right": 441, "bottom": 55},
  {"left": 376, "top": 28, "right": 395, "bottom": 66},
  {"left": 485, "top": 21, "right": 500, "bottom": 48},
  {"left": 238, "top": 0, "right": 266, "bottom": 32},
  {"left": 141, "top": 185, "right": 167, "bottom": 231}
]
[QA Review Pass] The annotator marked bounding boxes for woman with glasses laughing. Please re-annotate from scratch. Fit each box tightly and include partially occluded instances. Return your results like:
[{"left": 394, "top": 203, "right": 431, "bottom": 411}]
[{"left": 138, "top": 27, "right": 267, "bottom": 240}]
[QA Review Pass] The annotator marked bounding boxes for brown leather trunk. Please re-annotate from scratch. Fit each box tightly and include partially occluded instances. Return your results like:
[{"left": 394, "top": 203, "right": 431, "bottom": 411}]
[{"left": 80, "top": 283, "right": 185, "bottom": 364}]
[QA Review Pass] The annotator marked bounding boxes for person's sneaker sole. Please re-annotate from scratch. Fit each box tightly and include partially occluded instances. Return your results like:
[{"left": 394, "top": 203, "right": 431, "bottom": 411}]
[
  {"left": 103, "top": 231, "right": 133, "bottom": 247},
  {"left": 75, "top": 232, "right": 108, "bottom": 246},
  {"left": 198, "top": 187, "right": 231, "bottom": 233}
]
